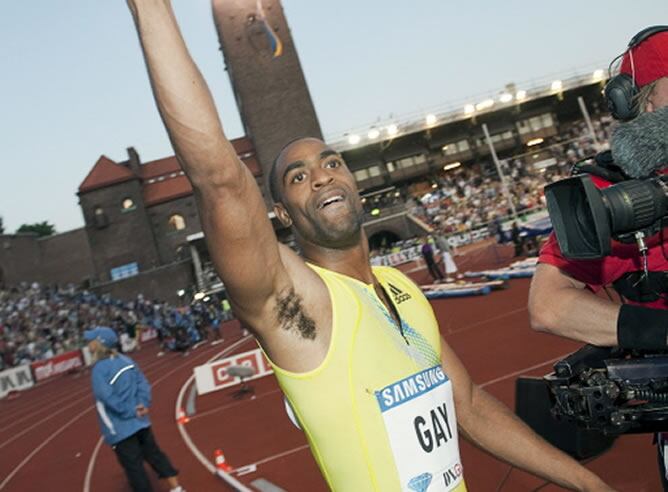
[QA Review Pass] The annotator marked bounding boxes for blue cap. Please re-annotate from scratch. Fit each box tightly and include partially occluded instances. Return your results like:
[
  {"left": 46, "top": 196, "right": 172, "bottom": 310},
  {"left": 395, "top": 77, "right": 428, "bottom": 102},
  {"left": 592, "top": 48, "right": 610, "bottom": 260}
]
[{"left": 83, "top": 326, "right": 118, "bottom": 348}]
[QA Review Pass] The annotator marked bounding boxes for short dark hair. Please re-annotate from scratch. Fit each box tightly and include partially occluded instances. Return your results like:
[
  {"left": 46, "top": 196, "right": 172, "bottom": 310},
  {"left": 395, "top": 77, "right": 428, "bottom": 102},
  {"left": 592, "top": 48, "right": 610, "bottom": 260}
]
[
  {"left": 268, "top": 136, "right": 315, "bottom": 203},
  {"left": 268, "top": 154, "right": 282, "bottom": 203}
]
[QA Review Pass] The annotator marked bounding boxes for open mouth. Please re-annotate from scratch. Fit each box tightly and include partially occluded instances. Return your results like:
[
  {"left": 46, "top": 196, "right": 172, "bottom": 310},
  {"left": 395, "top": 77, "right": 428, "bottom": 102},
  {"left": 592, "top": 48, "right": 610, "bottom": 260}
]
[{"left": 317, "top": 194, "right": 345, "bottom": 209}]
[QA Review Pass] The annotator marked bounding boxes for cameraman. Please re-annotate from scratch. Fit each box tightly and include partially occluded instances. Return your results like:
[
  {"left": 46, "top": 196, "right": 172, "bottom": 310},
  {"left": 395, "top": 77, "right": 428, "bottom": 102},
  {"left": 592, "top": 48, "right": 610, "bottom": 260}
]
[{"left": 529, "top": 27, "right": 668, "bottom": 487}]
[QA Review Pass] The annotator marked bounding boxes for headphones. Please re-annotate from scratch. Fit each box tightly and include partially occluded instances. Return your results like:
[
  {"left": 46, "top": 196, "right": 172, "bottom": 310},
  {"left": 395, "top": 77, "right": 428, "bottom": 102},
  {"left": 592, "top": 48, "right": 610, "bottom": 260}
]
[{"left": 604, "top": 25, "right": 668, "bottom": 121}]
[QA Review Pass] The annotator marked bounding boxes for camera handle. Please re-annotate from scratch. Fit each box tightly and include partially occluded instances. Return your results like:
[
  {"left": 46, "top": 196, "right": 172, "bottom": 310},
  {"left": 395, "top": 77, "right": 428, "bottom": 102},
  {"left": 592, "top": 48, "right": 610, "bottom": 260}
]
[{"left": 632, "top": 231, "right": 650, "bottom": 287}]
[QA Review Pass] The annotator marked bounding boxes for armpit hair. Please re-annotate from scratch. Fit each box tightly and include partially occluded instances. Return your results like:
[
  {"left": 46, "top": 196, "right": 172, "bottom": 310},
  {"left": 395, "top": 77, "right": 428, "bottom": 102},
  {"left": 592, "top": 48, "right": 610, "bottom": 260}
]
[{"left": 275, "top": 288, "right": 316, "bottom": 340}]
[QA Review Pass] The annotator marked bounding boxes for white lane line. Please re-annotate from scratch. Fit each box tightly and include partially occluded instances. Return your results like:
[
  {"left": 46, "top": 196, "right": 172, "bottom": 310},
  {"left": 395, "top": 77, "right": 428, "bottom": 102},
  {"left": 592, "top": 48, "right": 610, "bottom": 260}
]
[
  {"left": 0, "top": 396, "right": 93, "bottom": 450},
  {"left": 82, "top": 437, "right": 104, "bottom": 492},
  {"left": 1, "top": 389, "right": 89, "bottom": 434},
  {"left": 178, "top": 389, "right": 217, "bottom": 473},
  {"left": 3, "top": 346, "right": 167, "bottom": 412},
  {"left": 241, "top": 444, "right": 310, "bottom": 469},
  {"left": 447, "top": 307, "right": 528, "bottom": 335},
  {"left": 479, "top": 353, "right": 570, "bottom": 388},
  {"left": 190, "top": 389, "right": 282, "bottom": 421},
  {"left": 175, "top": 336, "right": 254, "bottom": 491},
  {"left": 0, "top": 406, "right": 94, "bottom": 490},
  {"left": 0, "top": 349, "right": 186, "bottom": 450},
  {"left": 235, "top": 464, "right": 257, "bottom": 476},
  {"left": 81, "top": 341, "right": 232, "bottom": 491},
  {"left": 0, "top": 383, "right": 90, "bottom": 425},
  {"left": 1, "top": 349, "right": 175, "bottom": 434},
  {"left": 3, "top": 343, "right": 222, "bottom": 492}
]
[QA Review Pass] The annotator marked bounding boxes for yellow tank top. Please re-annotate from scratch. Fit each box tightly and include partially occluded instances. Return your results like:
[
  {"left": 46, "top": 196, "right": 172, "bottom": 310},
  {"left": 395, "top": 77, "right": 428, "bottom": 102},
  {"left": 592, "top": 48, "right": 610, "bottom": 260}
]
[{"left": 266, "top": 265, "right": 467, "bottom": 491}]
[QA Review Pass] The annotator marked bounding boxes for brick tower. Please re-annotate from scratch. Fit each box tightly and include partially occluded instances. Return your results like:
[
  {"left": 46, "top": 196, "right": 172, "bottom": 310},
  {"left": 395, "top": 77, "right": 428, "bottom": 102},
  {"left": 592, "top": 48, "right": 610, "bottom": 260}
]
[{"left": 211, "top": 0, "right": 323, "bottom": 202}]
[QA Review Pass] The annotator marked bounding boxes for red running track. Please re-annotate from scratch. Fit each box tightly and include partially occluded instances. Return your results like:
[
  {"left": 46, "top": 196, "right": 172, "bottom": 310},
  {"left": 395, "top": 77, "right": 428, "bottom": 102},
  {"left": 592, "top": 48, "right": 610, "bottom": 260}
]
[
  {"left": 0, "top": 243, "right": 661, "bottom": 491},
  {"left": 0, "top": 335, "right": 242, "bottom": 492}
]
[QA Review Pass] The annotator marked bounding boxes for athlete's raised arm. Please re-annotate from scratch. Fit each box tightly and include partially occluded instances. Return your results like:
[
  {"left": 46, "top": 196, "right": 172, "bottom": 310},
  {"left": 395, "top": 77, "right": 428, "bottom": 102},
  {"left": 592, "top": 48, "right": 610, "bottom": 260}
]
[{"left": 126, "top": 0, "right": 291, "bottom": 325}]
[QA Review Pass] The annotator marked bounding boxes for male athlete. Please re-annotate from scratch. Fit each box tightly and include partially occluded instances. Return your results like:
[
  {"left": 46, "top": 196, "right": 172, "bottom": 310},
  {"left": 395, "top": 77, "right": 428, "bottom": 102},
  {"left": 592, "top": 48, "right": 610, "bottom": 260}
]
[{"left": 125, "top": 1, "right": 611, "bottom": 490}]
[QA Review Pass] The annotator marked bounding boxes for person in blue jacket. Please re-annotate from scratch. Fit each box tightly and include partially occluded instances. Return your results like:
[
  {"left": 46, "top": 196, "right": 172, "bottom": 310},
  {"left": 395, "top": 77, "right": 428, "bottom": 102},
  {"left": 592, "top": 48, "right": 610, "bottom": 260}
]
[{"left": 85, "top": 326, "right": 185, "bottom": 492}]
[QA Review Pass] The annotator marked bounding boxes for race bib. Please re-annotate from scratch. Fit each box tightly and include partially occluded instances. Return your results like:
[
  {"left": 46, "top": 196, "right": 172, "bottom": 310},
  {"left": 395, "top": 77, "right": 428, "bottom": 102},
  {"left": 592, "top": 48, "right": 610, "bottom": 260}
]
[{"left": 376, "top": 365, "right": 464, "bottom": 492}]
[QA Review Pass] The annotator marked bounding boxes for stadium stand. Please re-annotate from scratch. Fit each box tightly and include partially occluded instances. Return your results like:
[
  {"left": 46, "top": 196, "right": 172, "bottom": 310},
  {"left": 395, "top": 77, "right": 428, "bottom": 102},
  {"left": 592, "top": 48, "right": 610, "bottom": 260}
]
[
  {"left": 0, "top": 282, "right": 233, "bottom": 371},
  {"left": 364, "top": 114, "right": 614, "bottom": 257}
]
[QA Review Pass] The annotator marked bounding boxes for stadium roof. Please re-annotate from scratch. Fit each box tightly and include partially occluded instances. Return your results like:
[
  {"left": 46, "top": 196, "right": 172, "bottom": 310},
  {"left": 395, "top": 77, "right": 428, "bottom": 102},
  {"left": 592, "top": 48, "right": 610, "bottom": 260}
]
[{"left": 327, "top": 67, "right": 609, "bottom": 152}]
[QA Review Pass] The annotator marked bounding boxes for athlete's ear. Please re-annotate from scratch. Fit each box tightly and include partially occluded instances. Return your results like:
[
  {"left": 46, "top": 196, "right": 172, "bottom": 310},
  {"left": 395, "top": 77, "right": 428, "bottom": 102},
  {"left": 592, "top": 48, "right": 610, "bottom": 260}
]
[{"left": 273, "top": 202, "right": 292, "bottom": 227}]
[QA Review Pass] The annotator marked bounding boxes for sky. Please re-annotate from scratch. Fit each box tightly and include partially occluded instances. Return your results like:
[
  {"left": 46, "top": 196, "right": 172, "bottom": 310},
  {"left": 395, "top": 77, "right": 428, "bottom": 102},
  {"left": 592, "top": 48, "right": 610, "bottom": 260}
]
[{"left": 1, "top": 1, "right": 666, "bottom": 233}]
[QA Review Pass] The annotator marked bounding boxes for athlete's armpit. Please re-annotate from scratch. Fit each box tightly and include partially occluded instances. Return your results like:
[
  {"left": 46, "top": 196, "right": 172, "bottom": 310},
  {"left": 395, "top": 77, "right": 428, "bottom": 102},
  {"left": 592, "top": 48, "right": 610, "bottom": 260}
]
[{"left": 275, "top": 288, "right": 316, "bottom": 340}]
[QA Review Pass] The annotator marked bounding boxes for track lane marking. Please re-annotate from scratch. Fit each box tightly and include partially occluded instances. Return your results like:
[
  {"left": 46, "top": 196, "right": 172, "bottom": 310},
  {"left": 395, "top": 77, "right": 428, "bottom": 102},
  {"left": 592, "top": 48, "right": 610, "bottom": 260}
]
[
  {"left": 175, "top": 336, "right": 255, "bottom": 490},
  {"left": 1, "top": 342, "right": 223, "bottom": 491},
  {"left": 446, "top": 307, "right": 528, "bottom": 335},
  {"left": 239, "top": 444, "right": 311, "bottom": 469},
  {"left": 188, "top": 388, "right": 282, "bottom": 421},
  {"left": 0, "top": 406, "right": 95, "bottom": 490},
  {"left": 0, "top": 348, "right": 175, "bottom": 430},
  {"left": 0, "top": 350, "right": 188, "bottom": 449},
  {"left": 479, "top": 353, "right": 571, "bottom": 388},
  {"left": 82, "top": 437, "right": 104, "bottom": 492}
]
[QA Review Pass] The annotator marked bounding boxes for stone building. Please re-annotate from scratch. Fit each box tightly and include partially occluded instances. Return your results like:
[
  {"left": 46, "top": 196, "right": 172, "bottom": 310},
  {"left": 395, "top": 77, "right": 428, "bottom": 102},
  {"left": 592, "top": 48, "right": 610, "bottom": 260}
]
[
  {"left": 0, "top": 138, "right": 260, "bottom": 303},
  {"left": 77, "top": 137, "right": 261, "bottom": 301}
]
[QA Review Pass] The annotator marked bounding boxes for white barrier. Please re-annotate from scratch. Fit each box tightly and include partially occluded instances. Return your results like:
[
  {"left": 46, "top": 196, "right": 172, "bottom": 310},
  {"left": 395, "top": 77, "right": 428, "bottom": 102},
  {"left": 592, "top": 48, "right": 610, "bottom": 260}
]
[
  {"left": 194, "top": 348, "right": 273, "bottom": 395},
  {"left": 0, "top": 364, "right": 34, "bottom": 399},
  {"left": 370, "top": 209, "right": 551, "bottom": 266},
  {"left": 139, "top": 327, "right": 158, "bottom": 343},
  {"left": 31, "top": 350, "right": 84, "bottom": 383},
  {"left": 82, "top": 346, "right": 94, "bottom": 367},
  {"left": 445, "top": 227, "right": 491, "bottom": 247},
  {"left": 371, "top": 245, "right": 422, "bottom": 267}
]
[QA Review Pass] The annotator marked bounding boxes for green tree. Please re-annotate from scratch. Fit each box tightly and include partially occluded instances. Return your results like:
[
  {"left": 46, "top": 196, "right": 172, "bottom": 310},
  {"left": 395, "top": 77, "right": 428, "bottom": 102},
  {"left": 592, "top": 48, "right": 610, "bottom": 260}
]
[
  {"left": 16, "top": 221, "right": 56, "bottom": 237},
  {"left": 0, "top": 216, "right": 4, "bottom": 234}
]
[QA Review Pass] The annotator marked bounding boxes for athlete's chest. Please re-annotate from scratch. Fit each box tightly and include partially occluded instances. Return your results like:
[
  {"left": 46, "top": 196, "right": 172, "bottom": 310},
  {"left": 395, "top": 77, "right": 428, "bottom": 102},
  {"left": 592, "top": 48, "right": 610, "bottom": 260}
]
[{"left": 346, "top": 279, "right": 440, "bottom": 370}]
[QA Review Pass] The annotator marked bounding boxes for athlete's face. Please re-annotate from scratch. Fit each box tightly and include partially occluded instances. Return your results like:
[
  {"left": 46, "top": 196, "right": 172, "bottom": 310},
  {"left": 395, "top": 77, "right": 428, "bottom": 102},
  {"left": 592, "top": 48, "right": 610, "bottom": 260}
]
[{"left": 273, "top": 138, "right": 364, "bottom": 249}]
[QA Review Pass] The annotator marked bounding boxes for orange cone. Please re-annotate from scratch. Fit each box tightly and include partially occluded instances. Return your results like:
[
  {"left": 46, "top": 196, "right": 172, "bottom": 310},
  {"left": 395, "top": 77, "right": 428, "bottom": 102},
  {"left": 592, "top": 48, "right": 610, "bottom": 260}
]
[
  {"left": 214, "top": 449, "right": 232, "bottom": 472},
  {"left": 176, "top": 408, "right": 189, "bottom": 424}
]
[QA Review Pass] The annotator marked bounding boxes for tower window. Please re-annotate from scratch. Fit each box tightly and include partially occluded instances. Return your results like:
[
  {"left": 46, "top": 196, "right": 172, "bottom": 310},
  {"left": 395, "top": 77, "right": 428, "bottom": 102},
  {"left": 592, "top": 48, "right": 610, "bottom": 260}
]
[
  {"left": 122, "top": 198, "right": 136, "bottom": 211},
  {"left": 168, "top": 214, "right": 186, "bottom": 231},
  {"left": 93, "top": 207, "right": 108, "bottom": 228}
]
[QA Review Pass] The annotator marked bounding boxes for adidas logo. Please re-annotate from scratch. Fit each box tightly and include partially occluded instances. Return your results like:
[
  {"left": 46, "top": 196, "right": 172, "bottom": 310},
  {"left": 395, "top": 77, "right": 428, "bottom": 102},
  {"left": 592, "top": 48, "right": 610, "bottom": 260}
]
[{"left": 388, "top": 283, "right": 411, "bottom": 304}]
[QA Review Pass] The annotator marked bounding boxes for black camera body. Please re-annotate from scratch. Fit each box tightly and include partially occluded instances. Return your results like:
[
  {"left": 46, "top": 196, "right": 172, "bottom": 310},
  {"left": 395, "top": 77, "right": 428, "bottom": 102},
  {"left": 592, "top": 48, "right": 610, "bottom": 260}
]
[
  {"left": 542, "top": 162, "right": 668, "bottom": 435},
  {"left": 545, "top": 345, "right": 668, "bottom": 435},
  {"left": 544, "top": 172, "right": 668, "bottom": 260}
]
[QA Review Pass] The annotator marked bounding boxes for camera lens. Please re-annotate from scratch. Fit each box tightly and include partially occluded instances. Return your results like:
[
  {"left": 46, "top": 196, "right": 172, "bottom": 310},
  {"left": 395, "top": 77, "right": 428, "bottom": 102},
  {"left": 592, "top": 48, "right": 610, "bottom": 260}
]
[{"left": 602, "top": 179, "right": 667, "bottom": 234}]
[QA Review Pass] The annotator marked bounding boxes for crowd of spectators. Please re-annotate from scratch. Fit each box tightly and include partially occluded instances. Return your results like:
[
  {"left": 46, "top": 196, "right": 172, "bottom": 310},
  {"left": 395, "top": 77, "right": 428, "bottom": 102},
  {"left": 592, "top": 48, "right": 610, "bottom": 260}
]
[
  {"left": 0, "top": 282, "right": 234, "bottom": 371},
  {"left": 407, "top": 115, "right": 615, "bottom": 233}
]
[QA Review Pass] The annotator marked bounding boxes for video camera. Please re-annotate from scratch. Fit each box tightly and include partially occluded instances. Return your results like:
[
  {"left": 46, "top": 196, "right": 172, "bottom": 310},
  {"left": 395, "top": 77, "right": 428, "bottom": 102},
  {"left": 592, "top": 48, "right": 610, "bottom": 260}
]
[
  {"left": 542, "top": 162, "right": 668, "bottom": 436},
  {"left": 545, "top": 344, "right": 668, "bottom": 435},
  {"left": 544, "top": 173, "right": 668, "bottom": 260}
]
